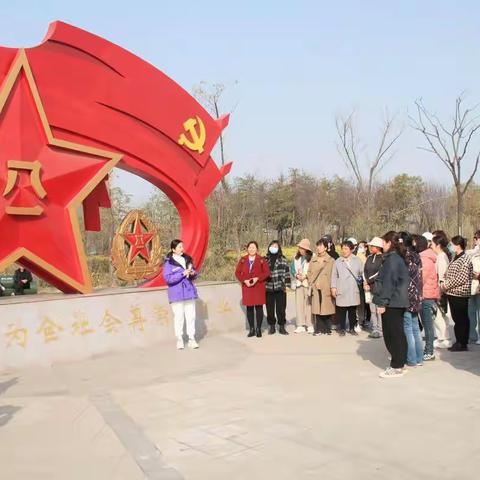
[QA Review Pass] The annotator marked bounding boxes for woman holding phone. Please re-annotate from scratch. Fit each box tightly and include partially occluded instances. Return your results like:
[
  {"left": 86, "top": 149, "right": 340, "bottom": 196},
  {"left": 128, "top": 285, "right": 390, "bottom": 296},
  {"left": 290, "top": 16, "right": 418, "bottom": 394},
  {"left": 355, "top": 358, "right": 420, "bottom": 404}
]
[
  {"left": 235, "top": 241, "right": 271, "bottom": 337},
  {"left": 163, "top": 239, "right": 199, "bottom": 350}
]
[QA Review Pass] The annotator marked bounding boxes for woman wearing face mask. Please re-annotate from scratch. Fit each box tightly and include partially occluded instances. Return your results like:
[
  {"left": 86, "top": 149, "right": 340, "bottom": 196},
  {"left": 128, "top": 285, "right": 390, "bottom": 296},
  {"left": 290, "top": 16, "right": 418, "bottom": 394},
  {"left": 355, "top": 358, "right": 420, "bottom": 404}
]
[
  {"left": 236, "top": 241, "right": 271, "bottom": 338},
  {"left": 265, "top": 241, "right": 291, "bottom": 335},
  {"left": 331, "top": 241, "right": 364, "bottom": 336},
  {"left": 308, "top": 239, "right": 336, "bottom": 335},
  {"left": 442, "top": 236, "right": 473, "bottom": 351},
  {"left": 290, "top": 239, "right": 314, "bottom": 333}
]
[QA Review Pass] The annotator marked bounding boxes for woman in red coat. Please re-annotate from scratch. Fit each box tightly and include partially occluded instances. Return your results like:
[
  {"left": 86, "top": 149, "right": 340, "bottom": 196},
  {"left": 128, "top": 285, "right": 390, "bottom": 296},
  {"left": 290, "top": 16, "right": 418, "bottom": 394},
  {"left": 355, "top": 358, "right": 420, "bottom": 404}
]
[{"left": 235, "top": 241, "right": 271, "bottom": 337}]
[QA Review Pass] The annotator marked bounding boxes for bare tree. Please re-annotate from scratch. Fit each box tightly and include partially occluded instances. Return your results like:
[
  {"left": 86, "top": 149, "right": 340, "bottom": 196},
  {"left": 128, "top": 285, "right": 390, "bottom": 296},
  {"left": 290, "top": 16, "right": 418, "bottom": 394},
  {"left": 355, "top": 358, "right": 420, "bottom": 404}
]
[
  {"left": 336, "top": 110, "right": 402, "bottom": 197},
  {"left": 411, "top": 96, "right": 480, "bottom": 234},
  {"left": 193, "top": 81, "right": 237, "bottom": 191},
  {"left": 335, "top": 109, "right": 402, "bottom": 236}
]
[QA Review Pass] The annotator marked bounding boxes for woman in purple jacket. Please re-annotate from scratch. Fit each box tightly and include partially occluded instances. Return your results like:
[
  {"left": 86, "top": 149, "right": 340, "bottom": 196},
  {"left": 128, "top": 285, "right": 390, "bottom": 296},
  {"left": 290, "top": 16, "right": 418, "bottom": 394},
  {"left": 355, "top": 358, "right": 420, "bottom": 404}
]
[{"left": 163, "top": 239, "right": 199, "bottom": 350}]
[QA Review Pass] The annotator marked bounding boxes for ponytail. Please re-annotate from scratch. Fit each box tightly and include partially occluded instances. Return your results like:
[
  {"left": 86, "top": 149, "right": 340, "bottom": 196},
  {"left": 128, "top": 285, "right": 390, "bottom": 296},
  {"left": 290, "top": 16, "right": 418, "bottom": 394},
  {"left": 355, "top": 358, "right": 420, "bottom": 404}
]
[{"left": 382, "top": 231, "right": 406, "bottom": 258}]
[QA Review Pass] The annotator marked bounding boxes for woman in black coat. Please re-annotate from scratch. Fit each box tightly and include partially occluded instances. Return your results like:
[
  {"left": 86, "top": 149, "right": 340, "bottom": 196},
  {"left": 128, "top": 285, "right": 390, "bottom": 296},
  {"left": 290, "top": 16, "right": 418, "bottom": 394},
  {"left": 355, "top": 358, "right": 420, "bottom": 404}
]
[{"left": 373, "top": 231, "right": 410, "bottom": 379}]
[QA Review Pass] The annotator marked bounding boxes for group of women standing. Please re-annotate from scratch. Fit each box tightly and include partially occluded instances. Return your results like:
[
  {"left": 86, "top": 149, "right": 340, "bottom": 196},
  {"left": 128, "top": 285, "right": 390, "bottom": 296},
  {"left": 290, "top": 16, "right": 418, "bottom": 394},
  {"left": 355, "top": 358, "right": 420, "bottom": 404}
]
[
  {"left": 233, "top": 230, "right": 479, "bottom": 379},
  {"left": 161, "top": 230, "right": 480, "bottom": 380}
]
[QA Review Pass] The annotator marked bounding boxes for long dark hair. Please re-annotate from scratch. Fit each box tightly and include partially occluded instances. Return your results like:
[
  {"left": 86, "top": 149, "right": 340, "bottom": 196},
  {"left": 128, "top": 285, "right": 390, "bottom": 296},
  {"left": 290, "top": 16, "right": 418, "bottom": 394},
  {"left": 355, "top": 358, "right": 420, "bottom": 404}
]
[
  {"left": 413, "top": 234, "right": 428, "bottom": 253},
  {"left": 166, "top": 239, "right": 183, "bottom": 258},
  {"left": 451, "top": 235, "right": 466, "bottom": 251},
  {"left": 432, "top": 234, "right": 452, "bottom": 261},
  {"left": 382, "top": 231, "right": 406, "bottom": 258},
  {"left": 166, "top": 239, "right": 194, "bottom": 266},
  {"left": 266, "top": 240, "right": 284, "bottom": 258}
]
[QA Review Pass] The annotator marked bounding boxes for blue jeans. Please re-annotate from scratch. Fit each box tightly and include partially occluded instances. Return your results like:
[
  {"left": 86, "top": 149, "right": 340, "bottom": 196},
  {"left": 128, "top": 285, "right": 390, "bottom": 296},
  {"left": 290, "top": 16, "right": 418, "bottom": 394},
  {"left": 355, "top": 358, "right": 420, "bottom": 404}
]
[
  {"left": 421, "top": 300, "right": 436, "bottom": 355},
  {"left": 403, "top": 311, "right": 424, "bottom": 365},
  {"left": 468, "top": 295, "right": 480, "bottom": 343}
]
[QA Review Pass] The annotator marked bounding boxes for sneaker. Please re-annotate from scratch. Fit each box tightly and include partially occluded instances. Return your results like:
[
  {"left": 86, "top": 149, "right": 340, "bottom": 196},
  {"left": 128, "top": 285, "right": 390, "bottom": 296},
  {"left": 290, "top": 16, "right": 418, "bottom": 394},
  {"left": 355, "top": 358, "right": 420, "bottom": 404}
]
[
  {"left": 379, "top": 367, "right": 404, "bottom": 378},
  {"left": 372, "top": 331, "right": 382, "bottom": 339},
  {"left": 307, "top": 326, "right": 315, "bottom": 334},
  {"left": 423, "top": 353, "right": 435, "bottom": 361},
  {"left": 294, "top": 326, "right": 306, "bottom": 334},
  {"left": 188, "top": 339, "right": 199, "bottom": 349},
  {"left": 476, "top": 339, "right": 480, "bottom": 345},
  {"left": 176, "top": 338, "right": 185, "bottom": 350},
  {"left": 338, "top": 330, "right": 346, "bottom": 337},
  {"left": 354, "top": 324, "right": 362, "bottom": 334},
  {"left": 349, "top": 329, "right": 359, "bottom": 336},
  {"left": 435, "top": 340, "right": 451, "bottom": 349}
]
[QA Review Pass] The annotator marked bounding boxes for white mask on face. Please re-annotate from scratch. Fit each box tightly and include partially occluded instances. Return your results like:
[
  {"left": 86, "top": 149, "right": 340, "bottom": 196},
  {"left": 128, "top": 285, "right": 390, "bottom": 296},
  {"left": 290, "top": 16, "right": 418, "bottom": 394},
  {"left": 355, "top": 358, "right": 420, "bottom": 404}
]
[
  {"left": 357, "top": 246, "right": 366, "bottom": 254},
  {"left": 269, "top": 246, "right": 279, "bottom": 255}
]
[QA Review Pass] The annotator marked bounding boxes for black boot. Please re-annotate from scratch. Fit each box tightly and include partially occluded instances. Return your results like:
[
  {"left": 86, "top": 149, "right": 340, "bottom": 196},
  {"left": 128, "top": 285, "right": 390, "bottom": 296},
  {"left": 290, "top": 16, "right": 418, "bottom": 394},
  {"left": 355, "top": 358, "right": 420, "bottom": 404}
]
[
  {"left": 247, "top": 327, "right": 255, "bottom": 337},
  {"left": 279, "top": 325, "right": 289, "bottom": 335},
  {"left": 256, "top": 327, "right": 262, "bottom": 338},
  {"left": 268, "top": 325, "right": 276, "bottom": 335}
]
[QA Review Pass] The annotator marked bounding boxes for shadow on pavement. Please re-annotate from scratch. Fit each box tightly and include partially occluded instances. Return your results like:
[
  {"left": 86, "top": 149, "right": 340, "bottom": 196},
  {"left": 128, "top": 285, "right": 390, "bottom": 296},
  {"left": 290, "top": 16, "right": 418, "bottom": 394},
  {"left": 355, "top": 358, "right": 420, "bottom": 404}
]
[
  {"left": 0, "top": 378, "right": 21, "bottom": 428},
  {"left": 0, "top": 377, "right": 18, "bottom": 396},
  {"left": 437, "top": 345, "right": 480, "bottom": 377},
  {"left": 356, "top": 338, "right": 388, "bottom": 369},
  {"left": 195, "top": 298, "right": 209, "bottom": 341},
  {"left": 0, "top": 405, "right": 21, "bottom": 427}
]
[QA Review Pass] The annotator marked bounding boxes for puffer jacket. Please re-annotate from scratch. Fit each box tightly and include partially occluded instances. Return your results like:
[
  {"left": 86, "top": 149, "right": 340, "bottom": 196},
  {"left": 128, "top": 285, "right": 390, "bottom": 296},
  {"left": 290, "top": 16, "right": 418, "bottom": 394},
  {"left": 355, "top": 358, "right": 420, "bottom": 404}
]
[
  {"left": 163, "top": 254, "right": 198, "bottom": 303},
  {"left": 420, "top": 249, "right": 439, "bottom": 300},
  {"left": 372, "top": 251, "right": 409, "bottom": 308},
  {"left": 364, "top": 253, "right": 383, "bottom": 286}
]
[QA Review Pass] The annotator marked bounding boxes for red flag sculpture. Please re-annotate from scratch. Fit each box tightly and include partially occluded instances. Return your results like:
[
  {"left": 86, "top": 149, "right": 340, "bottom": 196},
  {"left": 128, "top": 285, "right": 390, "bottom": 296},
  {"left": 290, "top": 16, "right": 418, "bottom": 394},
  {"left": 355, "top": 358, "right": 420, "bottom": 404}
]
[{"left": 0, "top": 21, "right": 231, "bottom": 293}]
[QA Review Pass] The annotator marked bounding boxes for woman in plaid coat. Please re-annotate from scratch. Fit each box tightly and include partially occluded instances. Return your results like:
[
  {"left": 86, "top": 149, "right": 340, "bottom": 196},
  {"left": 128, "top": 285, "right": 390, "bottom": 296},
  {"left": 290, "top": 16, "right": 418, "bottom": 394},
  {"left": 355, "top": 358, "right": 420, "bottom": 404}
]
[
  {"left": 442, "top": 235, "right": 473, "bottom": 351},
  {"left": 265, "top": 241, "right": 291, "bottom": 335}
]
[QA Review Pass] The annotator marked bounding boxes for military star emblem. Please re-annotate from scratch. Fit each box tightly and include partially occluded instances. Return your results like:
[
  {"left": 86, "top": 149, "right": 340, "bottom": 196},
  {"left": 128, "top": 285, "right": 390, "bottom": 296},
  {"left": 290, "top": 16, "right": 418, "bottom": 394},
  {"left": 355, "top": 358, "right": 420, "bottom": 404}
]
[
  {"left": 0, "top": 50, "right": 121, "bottom": 293},
  {"left": 123, "top": 218, "right": 154, "bottom": 264}
]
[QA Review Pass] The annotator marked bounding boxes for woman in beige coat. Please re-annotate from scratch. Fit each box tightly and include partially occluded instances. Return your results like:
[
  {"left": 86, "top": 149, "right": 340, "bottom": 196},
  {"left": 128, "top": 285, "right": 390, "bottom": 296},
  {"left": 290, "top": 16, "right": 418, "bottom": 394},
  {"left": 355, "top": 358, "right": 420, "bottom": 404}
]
[{"left": 308, "top": 239, "right": 336, "bottom": 335}]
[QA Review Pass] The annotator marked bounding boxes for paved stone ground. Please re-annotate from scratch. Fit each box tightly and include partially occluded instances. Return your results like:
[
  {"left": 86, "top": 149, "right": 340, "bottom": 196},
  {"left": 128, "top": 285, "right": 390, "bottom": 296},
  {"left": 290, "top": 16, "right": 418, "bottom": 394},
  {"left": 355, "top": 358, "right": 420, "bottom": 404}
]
[{"left": 0, "top": 329, "right": 479, "bottom": 479}]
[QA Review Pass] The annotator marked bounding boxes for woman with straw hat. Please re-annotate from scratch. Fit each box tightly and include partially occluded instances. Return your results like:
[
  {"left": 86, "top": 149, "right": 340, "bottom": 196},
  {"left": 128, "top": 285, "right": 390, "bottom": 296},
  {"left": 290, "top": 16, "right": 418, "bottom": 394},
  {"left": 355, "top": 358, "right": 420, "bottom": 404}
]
[{"left": 290, "top": 238, "right": 314, "bottom": 333}]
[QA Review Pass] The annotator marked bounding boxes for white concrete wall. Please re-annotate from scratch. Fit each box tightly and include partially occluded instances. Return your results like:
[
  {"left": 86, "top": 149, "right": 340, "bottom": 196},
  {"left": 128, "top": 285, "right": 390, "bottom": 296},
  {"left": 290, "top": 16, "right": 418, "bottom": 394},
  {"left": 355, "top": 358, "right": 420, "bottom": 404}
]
[{"left": 0, "top": 282, "right": 297, "bottom": 371}]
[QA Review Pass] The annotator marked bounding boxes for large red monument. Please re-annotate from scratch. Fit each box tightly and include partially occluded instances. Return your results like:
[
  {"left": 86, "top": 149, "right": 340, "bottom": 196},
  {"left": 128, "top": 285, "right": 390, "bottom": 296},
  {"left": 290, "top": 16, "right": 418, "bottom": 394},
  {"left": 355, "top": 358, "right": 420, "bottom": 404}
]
[{"left": 0, "top": 21, "right": 231, "bottom": 293}]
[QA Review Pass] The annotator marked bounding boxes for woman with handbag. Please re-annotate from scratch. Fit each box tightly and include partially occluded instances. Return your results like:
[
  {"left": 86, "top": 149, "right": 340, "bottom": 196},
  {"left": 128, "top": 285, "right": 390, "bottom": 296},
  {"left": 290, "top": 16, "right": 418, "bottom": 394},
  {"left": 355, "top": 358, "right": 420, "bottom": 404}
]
[
  {"left": 290, "top": 239, "right": 314, "bottom": 333},
  {"left": 307, "top": 239, "right": 336, "bottom": 335},
  {"left": 331, "top": 240, "right": 364, "bottom": 336}
]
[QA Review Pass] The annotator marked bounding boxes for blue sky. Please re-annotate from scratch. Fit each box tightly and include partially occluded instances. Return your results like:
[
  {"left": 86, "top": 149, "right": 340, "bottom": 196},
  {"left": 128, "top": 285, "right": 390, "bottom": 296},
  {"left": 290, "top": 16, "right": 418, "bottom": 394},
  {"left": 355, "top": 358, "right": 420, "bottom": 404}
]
[{"left": 1, "top": 1, "right": 479, "bottom": 203}]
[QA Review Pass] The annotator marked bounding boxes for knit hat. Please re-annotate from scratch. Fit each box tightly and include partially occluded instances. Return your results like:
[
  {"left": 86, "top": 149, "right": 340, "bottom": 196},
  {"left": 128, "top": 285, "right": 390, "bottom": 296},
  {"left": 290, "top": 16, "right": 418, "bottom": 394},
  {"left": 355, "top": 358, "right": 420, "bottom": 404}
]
[
  {"left": 297, "top": 238, "right": 312, "bottom": 252},
  {"left": 368, "top": 237, "right": 384, "bottom": 249},
  {"left": 422, "top": 232, "right": 433, "bottom": 242}
]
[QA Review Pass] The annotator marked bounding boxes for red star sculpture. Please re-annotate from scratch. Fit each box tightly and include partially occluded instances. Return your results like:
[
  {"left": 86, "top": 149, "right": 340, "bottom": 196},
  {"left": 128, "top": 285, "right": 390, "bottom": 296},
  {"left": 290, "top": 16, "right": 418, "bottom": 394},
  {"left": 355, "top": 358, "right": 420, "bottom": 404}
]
[
  {"left": 123, "top": 218, "right": 154, "bottom": 264},
  {"left": 0, "top": 50, "right": 121, "bottom": 293}
]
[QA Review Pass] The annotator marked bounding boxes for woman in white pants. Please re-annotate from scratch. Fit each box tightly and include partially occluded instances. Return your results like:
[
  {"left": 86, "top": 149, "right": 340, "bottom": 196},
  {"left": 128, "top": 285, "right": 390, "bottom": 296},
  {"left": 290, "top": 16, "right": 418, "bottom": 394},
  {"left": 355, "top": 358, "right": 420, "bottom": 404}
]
[{"left": 163, "top": 239, "right": 199, "bottom": 350}]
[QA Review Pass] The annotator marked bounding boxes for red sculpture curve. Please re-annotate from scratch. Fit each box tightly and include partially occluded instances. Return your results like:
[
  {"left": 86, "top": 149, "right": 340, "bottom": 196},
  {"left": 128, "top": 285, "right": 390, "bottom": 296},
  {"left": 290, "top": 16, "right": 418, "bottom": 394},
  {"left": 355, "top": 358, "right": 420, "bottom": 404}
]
[{"left": 0, "top": 21, "right": 231, "bottom": 290}]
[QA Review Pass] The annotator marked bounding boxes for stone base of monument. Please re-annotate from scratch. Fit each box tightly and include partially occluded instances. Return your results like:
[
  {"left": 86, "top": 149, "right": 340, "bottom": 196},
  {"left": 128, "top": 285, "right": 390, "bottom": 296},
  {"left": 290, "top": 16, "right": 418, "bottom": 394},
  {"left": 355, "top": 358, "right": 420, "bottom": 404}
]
[{"left": 0, "top": 282, "right": 296, "bottom": 372}]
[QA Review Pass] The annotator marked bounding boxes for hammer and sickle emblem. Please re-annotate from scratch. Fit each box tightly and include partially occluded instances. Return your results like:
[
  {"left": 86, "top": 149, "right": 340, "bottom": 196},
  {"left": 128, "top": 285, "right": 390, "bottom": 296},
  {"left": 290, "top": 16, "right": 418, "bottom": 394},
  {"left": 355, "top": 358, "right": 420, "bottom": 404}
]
[{"left": 178, "top": 116, "right": 206, "bottom": 154}]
